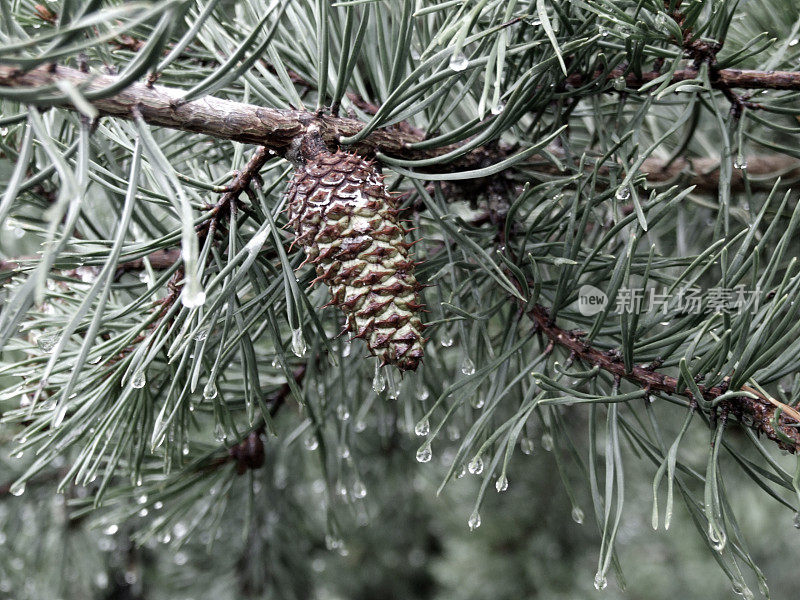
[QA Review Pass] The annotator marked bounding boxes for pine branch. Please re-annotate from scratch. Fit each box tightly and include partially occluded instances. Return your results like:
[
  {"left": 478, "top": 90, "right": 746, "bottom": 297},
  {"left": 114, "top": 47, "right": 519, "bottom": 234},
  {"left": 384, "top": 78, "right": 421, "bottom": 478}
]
[
  {"left": 526, "top": 304, "right": 800, "bottom": 453},
  {"left": 567, "top": 66, "right": 800, "bottom": 92},
  {"left": 4, "top": 63, "right": 800, "bottom": 174}
]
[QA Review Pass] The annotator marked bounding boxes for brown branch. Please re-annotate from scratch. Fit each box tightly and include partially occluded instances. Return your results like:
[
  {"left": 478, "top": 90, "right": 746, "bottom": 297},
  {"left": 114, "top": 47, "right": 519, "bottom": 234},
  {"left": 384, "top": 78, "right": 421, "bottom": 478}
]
[
  {"left": 526, "top": 304, "right": 800, "bottom": 453},
  {"left": 0, "top": 63, "right": 434, "bottom": 160},
  {"left": 564, "top": 66, "right": 800, "bottom": 92},
  {"left": 206, "top": 365, "right": 307, "bottom": 475},
  {"left": 4, "top": 63, "right": 800, "bottom": 170}
]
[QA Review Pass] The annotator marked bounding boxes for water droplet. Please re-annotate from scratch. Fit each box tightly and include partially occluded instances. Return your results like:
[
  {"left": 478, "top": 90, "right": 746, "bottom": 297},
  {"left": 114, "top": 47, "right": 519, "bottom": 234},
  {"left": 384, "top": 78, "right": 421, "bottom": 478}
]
[
  {"left": 181, "top": 286, "right": 206, "bottom": 308},
  {"left": 733, "top": 158, "right": 748, "bottom": 170},
  {"left": 470, "top": 396, "right": 485, "bottom": 409},
  {"left": 130, "top": 370, "right": 146, "bottom": 389},
  {"left": 447, "top": 424, "right": 461, "bottom": 440},
  {"left": 417, "top": 387, "right": 430, "bottom": 401},
  {"left": 440, "top": 335, "right": 454, "bottom": 347},
  {"left": 342, "top": 341, "right": 352, "bottom": 357},
  {"left": 36, "top": 330, "right": 60, "bottom": 352},
  {"left": 9, "top": 481, "right": 25, "bottom": 496},
  {"left": 103, "top": 524, "right": 119, "bottom": 535},
  {"left": 337, "top": 481, "right": 348, "bottom": 497},
  {"left": 460, "top": 356, "right": 476, "bottom": 375},
  {"left": 414, "top": 418, "right": 430, "bottom": 436},
  {"left": 654, "top": 12, "right": 669, "bottom": 32},
  {"left": 467, "top": 510, "right": 481, "bottom": 531},
  {"left": 325, "top": 535, "right": 343, "bottom": 551},
  {"left": 732, "top": 581, "right": 754, "bottom": 599},
  {"left": 490, "top": 101, "right": 505, "bottom": 115},
  {"left": 416, "top": 444, "right": 432, "bottom": 463},
  {"left": 495, "top": 475, "right": 508, "bottom": 492},
  {"left": 386, "top": 370, "right": 400, "bottom": 399},
  {"left": 291, "top": 328, "right": 306, "bottom": 357},
  {"left": 708, "top": 524, "right": 727, "bottom": 552},
  {"left": 94, "top": 572, "right": 109, "bottom": 589},
  {"left": 520, "top": 437, "right": 534, "bottom": 455},
  {"left": 612, "top": 76, "right": 626, "bottom": 91},
  {"left": 352, "top": 480, "right": 367, "bottom": 499},
  {"left": 138, "top": 508, "right": 148, "bottom": 517},
  {"left": 203, "top": 380, "right": 218, "bottom": 399},
  {"left": 593, "top": 572, "right": 608, "bottom": 590},
  {"left": 304, "top": 434, "right": 319, "bottom": 451},
  {"left": 793, "top": 511, "right": 800, "bottom": 529},
  {"left": 336, "top": 404, "right": 350, "bottom": 421},
  {"left": 449, "top": 53, "right": 469, "bottom": 71},
  {"left": 598, "top": 26, "right": 609, "bottom": 37},
  {"left": 615, "top": 185, "right": 630, "bottom": 200},
  {"left": 0, "top": 127, "right": 8, "bottom": 136},
  {"left": 541, "top": 433, "right": 554, "bottom": 452},
  {"left": 354, "top": 420, "right": 367, "bottom": 432},
  {"left": 372, "top": 362, "right": 386, "bottom": 393},
  {"left": 173, "top": 522, "right": 188, "bottom": 539},
  {"left": 467, "top": 456, "right": 484, "bottom": 475},
  {"left": 571, "top": 506, "right": 585, "bottom": 524}
]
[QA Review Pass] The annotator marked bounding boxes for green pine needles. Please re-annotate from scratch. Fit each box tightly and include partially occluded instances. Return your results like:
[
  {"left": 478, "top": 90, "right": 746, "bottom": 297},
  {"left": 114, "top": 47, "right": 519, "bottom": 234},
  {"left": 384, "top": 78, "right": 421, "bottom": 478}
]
[{"left": 1, "top": 0, "right": 800, "bottom": 598}]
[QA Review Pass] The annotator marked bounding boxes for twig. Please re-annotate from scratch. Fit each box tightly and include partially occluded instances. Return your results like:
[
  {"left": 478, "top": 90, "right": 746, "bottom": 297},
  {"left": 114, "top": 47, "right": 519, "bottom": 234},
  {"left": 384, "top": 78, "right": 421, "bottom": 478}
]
[
  {"left": 206, "top": 365, "right": 307, "bottom": 474},
  {"left": 526, "top": 304, "right": 800, "bottom": 453}
]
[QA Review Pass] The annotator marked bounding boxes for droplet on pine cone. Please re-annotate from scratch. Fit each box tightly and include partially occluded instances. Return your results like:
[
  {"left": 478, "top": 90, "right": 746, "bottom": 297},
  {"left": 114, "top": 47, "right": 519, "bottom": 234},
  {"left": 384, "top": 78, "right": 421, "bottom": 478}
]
[{"left": 284, "top": 127, "right": 426, "bottom": 371}]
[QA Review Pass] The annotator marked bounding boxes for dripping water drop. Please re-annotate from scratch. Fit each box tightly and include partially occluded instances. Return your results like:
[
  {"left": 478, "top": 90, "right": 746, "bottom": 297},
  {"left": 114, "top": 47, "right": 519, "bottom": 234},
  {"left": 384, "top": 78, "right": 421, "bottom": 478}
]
[
  {"left": 372, "top": 362, "right": 386, "bottom": 393},
  {"left": 291, "top": 328, "right": 306, "bottom": 357},
  {"left": 467, "top": 456, "right": 484, "bottom": 475},
  {"left": 37, "top": 330, "right": 60, "bottom": 352},
  {"left": 416, "top": 444, "right": 432, "bottom": 463},
  {"left": 203, "top": 380, "right": 218, "bottom": 400},
  {"left": 495, "top": 475, "right": 508, "bottom": 493},
  {"left": 571, "top": 506, "right": 585, "bottom": 524},
  {"left": 460, "top": 356, "right": 476, "bottom": 376},
  {"left": 449, "top": 53, "right": 469, "bottom": 71},
  {"left": 352, "top": 480, "right": 367, "bottom": 499},
  {"left": 593, "top": 572, "right": 608, "bottom": 590},
  {"left": 130, "top": 370, "right": 146, "bottom": 389},
  {"left": 414, "top": 418, "right": 430, "bottom": 437}
]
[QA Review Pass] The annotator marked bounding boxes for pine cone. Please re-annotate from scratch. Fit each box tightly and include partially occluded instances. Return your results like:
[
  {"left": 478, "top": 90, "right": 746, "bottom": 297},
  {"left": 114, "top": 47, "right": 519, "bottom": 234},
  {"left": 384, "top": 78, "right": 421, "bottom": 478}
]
[{"left": 285, "top": 131, "right": 425, "bottom": 371}]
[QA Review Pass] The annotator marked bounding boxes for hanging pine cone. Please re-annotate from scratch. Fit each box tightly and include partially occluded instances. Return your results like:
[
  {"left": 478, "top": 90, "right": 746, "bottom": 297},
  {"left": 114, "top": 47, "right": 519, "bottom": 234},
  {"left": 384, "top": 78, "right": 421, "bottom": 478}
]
[{"left": 285, "top": 128, "right": 425, "bottom": 371}]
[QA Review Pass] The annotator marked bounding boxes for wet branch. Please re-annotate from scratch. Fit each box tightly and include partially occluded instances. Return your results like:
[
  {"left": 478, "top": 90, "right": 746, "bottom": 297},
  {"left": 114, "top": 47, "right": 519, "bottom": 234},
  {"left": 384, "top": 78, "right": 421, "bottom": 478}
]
[
  {"left": 3, "top": 63, "right": 800, "bottom": 169},
  {"left": 526, "top": 304, "right": 800, "bottom": 453}
]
